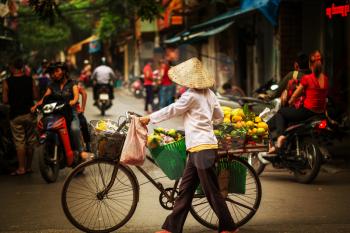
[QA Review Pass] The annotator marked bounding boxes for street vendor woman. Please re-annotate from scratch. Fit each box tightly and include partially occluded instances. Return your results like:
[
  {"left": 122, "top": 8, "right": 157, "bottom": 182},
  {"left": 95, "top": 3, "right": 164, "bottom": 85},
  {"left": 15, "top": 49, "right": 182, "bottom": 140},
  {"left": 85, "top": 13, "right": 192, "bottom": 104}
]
[{"left": 140, "top": 58, "right": 238, "bottom": 233}]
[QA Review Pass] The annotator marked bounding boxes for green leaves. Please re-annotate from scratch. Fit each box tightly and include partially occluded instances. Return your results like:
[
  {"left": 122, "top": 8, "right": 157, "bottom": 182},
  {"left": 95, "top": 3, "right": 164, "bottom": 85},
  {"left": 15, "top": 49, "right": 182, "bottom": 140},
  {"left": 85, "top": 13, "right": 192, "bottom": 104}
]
[{"left": 18, "top": 19, "right": 70, "bottom": 58}]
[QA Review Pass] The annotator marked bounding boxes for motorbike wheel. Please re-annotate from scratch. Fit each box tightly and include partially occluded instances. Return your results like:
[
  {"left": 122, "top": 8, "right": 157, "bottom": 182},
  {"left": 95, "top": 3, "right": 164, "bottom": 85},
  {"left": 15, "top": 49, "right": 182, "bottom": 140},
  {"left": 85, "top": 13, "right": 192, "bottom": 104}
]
[
  {"left": 100, "top": 104, "right": 106, "bottom": 116},
  {"left": 133, "top": 88, "right": 144, "bottom": 98},
  {"left": 37, "top": 143, "right": 60, "bottom": 183},
  {"left": 248, "top": 152, "right": 266, "bottom": 176},
  {"left": 293, "top": 138, "right": 322, "bottom": 184}
]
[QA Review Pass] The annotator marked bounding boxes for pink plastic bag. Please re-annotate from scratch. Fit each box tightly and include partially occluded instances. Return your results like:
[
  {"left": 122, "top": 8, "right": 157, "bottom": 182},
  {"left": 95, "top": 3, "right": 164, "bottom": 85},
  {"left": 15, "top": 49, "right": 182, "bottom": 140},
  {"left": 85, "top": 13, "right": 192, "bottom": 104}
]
[{"left": 120, "top": 116, "right": 148, "bottom": 165}]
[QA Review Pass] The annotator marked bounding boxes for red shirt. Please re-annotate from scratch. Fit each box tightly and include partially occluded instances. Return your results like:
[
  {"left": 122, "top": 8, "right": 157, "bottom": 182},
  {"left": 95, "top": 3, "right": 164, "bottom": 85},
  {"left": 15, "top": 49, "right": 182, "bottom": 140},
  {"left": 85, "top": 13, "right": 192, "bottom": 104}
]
[
  {"left": 143, "top": 63, "right": 153, "bottom": 86},
  {"left": 300, "top": 73, "right": 329, "bottom": 113},
  {"left": 160, "top": 63, "right": 172, "bottom": 86}
]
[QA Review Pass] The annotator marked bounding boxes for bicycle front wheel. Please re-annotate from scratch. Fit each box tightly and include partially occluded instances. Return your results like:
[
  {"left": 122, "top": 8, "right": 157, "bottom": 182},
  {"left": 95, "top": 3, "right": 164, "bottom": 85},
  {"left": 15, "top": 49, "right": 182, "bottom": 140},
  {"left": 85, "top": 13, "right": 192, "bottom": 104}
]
[
  {"left": 61, "top": 158, "right": 139, "bottom": 233},
  {"left": 190, "top": 156, "right": 262, "bottom": 229}
]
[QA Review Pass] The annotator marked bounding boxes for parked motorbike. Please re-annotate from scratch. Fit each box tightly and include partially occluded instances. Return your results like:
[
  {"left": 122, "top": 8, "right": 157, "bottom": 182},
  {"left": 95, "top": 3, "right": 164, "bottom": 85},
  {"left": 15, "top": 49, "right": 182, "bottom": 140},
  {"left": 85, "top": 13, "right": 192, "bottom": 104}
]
[
  {"left": 96, "top": 84, "right": 113, "bottom": 116},
  {"left": 130, "top": 75, "right": 144, "bottom": 99},
  {"left": 35, "top": 96, "right": 80, "bottom": 183}
]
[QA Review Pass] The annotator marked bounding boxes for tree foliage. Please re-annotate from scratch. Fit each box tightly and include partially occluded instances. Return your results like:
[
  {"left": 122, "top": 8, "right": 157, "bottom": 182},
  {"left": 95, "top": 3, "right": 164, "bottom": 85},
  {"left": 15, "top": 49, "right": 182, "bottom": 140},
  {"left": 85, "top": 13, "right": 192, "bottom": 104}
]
[
  {"left": 17, "top": 0, "right": 162, "bottom": 62},
  {"left": 18, "top": 18, "right": 70, "bottom": 58}
]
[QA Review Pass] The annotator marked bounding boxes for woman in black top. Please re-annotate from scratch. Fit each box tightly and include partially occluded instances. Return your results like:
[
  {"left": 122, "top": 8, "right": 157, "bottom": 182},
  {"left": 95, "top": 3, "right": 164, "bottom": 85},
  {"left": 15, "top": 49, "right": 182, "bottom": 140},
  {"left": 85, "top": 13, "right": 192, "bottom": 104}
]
[{"left": 31, "top": 62, "right": 87, "bottom": 160}]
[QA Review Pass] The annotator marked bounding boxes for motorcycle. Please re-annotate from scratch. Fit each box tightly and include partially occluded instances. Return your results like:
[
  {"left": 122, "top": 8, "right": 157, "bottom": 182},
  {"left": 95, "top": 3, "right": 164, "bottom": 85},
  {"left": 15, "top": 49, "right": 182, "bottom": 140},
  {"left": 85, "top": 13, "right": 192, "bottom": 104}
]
[
  {"left": 253, "top": 114, "right": 332, "bottom": 183},
  {"left": 96, "top": 84, "right": 113, "bottom": 116},
  {"left": 130, "top": 75, "right": 144, "bottom": 99},
  {"left": 35, "top": 95, "right": 80, "bottom": 183}
]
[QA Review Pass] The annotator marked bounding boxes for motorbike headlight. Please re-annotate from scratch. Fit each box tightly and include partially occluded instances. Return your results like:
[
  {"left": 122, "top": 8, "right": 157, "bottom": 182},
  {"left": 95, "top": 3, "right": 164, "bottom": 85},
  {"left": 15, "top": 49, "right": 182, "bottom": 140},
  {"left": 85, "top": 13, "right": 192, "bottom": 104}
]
[
  {"left": 43, "top": 103, "right": 57, "bottom": 114},
  {"left": 270, "top": 84, "right": 279, "bottom": 91}
]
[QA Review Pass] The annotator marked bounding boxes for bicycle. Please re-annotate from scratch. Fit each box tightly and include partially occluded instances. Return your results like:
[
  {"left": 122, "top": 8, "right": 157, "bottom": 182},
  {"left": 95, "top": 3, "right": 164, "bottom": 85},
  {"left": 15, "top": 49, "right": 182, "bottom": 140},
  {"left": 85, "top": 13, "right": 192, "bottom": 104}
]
[{"left": 61, "top": 111, "right": 262, "bottom": 233}]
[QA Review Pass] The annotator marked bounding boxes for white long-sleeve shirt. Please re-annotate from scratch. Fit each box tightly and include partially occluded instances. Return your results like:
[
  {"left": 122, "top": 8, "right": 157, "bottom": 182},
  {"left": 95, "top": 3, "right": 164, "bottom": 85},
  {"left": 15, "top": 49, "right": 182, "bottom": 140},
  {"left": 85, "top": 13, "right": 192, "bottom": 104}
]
[{"left": 150, "top": 88, "right": 224, "bottom": 150}]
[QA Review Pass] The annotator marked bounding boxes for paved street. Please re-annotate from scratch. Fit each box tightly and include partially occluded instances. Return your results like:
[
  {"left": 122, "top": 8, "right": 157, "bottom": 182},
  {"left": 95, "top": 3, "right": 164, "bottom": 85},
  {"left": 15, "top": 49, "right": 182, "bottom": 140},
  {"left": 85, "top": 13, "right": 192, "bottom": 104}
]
[{"left": 0, "top": 88, "right": 350, "bottom": 233}]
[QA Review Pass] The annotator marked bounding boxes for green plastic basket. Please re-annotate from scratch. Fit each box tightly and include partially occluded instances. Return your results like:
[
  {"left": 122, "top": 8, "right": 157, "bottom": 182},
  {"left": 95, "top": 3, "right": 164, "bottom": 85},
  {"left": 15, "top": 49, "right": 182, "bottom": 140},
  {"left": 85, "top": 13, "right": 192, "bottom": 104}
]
[
  {"left": 149, "top": 138, "right": 187, "bottom": 180},
  {"left": 196, "top": 157, "right": 247, "bottom": 195}
]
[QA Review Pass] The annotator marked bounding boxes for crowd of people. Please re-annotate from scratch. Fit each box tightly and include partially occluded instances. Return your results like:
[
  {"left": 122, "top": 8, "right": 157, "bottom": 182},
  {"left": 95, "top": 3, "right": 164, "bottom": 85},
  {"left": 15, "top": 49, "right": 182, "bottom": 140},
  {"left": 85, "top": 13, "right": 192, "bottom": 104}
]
[
  {"left": 1, "top": 57, "right": 95, "bottom": 175},
  {"left": 0, "top": 50, "right": 329, "bottom": 174}
]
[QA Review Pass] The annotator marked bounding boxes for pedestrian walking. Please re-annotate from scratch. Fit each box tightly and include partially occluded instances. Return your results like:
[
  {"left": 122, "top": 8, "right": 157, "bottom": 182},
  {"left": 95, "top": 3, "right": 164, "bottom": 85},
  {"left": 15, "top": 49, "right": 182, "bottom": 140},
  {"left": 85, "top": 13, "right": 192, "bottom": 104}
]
[
  {"left": 143, "top": 60, "right": 154, "bottom": 113},
  {"left": 2, "top": 57, "right": 38, "bottom": 175},
  {"left": 140, "top": 58, "right": 238, "bottom": 233},
  {"left": 79, "top": 59, "right": 92, "bottom": 87},
  {"left": 158, "top": 59, "right": 176, "bottom": 108}
]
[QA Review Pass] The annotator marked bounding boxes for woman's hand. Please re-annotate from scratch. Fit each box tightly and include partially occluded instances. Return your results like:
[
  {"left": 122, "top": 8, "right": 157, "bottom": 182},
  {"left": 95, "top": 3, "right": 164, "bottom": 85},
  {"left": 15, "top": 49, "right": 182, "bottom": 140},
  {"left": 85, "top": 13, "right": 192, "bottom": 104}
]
[
  {"left": 30, "top": 104, "right": 38, "bottom": 113},
  {"left": 69, "top": 100, "right": 76, "bottom": 106},
  {"left": 139, "top": 116, "right": 150, "bottom": 126},
  {"left": 288, "top": 96, "right": 295, "bottom": 106}
]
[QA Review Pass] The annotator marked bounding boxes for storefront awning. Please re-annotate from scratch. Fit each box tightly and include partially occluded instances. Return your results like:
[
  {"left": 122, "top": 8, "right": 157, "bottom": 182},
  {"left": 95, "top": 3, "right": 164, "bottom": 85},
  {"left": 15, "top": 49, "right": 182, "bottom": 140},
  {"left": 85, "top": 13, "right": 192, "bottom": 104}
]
[
  {"left": 164, "top": 0, "right": 280, "bottom": 45},
  {"left": 192, "top": 0, "right": 280, "bottom": 31},
  {"left": 164, "top": 21, "right": 234, "bottom": 44}
]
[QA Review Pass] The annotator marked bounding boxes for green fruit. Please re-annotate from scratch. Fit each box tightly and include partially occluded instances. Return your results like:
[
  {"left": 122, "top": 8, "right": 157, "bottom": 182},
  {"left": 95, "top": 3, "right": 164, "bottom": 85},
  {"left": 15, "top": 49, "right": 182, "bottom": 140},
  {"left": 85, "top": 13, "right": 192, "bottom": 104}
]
[
  {"left": 154, "top": 127, "right": 165, "bottom": 134},
  {"left": 230, "top": 130, "right": 240, "bottom": 138},
  {"left": 214, "top": 130, "right": 221, "bottom": 136},
  {"left": 252, "top": 135, "right": 259, "bottom": 141},
  {"left": 167, "top": 129, "right": 177, "bottom": 138}
]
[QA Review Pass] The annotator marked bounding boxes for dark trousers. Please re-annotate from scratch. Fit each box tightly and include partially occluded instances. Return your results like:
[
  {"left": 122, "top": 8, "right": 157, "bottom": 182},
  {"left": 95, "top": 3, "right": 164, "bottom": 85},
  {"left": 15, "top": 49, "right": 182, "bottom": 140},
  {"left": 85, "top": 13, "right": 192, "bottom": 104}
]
[
  {"left": 93, "top": 84, "right": 114, "bottom": 101},
  {"left": 162, "top": 149, "right": 236, "bottom": 233},
  {"left": 144, "top": 85, "right": 154, "bottom": 111},
  {"left": 78, "top": 113, "right": 90, "bottom": 151},
  {"left": 267, "top": 107, "right": 316, "bottom": 137}
]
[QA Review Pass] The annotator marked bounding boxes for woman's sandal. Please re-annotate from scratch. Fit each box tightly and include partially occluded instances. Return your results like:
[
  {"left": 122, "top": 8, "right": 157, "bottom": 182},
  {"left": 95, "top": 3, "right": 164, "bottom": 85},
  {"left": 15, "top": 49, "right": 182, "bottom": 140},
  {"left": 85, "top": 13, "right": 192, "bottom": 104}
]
[{"left": 10, "top": 169, "right": 26, "bottom": 176}]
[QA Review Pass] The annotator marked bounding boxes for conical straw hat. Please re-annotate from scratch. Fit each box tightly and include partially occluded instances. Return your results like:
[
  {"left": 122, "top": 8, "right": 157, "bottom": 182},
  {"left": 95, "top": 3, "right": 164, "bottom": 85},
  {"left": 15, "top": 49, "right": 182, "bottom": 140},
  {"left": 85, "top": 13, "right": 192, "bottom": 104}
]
[{"left": 168, "top": 57, "right": 214, "bottom": 89}]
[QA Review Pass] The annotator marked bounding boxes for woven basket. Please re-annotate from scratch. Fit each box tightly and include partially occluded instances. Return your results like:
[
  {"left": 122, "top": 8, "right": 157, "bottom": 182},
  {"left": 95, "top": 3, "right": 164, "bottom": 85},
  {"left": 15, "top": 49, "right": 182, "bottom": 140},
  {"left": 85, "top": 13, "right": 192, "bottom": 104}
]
[
  {"left": 89, "top": 120, "right": 126, "bottom": 160},
  {"left": 149, "top": 138, "right": 187, "bottom": 180},
  {"left": 196, "top": 157, "right": 247, "bottom": 196}
]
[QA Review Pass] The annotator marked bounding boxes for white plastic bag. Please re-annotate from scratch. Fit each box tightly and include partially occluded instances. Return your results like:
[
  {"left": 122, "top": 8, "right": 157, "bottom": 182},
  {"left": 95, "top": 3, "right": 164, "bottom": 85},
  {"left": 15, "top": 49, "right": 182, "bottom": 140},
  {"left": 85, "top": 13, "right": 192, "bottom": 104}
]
[{"left": 120, "top": 116, "right": 148, "bottom": 165}]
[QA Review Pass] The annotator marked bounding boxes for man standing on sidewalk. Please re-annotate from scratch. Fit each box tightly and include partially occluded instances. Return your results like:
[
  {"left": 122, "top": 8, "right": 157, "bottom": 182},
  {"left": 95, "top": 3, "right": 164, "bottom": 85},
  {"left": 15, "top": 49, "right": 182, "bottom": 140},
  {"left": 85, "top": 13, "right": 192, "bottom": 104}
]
[{"left": 2, "top": 57, "right": 38, "bottom": 175}]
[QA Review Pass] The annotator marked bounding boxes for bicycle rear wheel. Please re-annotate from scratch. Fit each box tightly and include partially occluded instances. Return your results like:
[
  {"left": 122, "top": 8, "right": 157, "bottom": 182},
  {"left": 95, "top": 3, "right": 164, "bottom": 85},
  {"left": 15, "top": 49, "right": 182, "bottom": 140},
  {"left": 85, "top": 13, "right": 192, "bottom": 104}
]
[
  {"left": 190, "top": 156, "right": 262, "bottom": 229},
  {"left": 61, "top": 158, "right": 139, "bottom": 233}
]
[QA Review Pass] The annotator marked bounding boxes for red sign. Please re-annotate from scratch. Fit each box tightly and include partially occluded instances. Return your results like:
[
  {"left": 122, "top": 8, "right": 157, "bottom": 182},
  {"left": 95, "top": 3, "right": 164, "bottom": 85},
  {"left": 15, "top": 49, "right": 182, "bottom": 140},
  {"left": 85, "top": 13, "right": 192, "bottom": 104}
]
[
  {"left": 326, "top": 2, "right": 350, "bottom": 19},
  {"left": 158, "top": 0, "right": 183, "bottom": 31}
]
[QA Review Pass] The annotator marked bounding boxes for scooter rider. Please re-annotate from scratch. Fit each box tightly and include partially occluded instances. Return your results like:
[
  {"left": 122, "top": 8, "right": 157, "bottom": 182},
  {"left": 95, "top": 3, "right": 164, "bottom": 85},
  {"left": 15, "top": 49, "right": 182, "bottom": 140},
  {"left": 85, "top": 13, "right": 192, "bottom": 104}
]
[
  {"left": 91, "top": 57, "right": 116, "bottom": 106},
  {"left": 31, "top": 62, "right": 88, "bottom": 161},
  {"left": 259, "top": 53, "right": 310, "bottom": 101}
]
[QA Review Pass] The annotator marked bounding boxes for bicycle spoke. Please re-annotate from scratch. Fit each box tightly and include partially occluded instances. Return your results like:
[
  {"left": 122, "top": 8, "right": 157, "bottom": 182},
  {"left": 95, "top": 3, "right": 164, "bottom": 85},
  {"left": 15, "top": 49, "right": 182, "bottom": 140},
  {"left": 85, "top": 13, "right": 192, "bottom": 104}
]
[
  {"left": 62, "top": 159, "right": 138, "bottom": 232},
  {"left": 190, "top": 157, "right": 261, "bottom": 230}
]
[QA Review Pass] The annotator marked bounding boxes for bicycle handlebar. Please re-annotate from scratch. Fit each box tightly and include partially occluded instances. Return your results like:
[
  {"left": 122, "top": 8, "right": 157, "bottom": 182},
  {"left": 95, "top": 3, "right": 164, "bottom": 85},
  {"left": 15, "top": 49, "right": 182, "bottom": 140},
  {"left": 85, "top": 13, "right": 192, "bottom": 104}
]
[{"left": 125, "top": 111, "right": 143, "bottom": 120}]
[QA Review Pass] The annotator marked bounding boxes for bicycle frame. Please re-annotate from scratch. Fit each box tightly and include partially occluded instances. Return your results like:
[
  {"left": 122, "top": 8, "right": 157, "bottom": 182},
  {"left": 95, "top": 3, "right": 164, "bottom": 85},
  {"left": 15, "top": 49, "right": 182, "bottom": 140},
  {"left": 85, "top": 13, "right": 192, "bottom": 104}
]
[
  {"left": 97, "top": 154, "right": 180, "bottom": 204},
  {"left": 97, "top": 111, "right": 180, "bottom": 204}
]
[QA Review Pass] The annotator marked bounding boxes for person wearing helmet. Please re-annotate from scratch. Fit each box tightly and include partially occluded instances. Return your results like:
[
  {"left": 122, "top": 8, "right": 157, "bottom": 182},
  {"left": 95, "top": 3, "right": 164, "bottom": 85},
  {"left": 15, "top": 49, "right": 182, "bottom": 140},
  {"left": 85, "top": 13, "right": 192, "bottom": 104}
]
[
  {"left": 31, "top": 62, "right": 88, "bottom": 161},
  {"left": 91, "top": 58, "right": 116, "bottom": 105}
]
